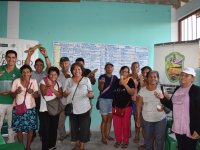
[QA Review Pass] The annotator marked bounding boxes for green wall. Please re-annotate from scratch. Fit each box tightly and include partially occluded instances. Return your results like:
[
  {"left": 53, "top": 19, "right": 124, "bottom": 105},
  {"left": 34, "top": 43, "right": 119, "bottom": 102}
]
[
  {"left": 1, "top": 1, "right": 171, "bottom": 130},
  {"left": 0, "top": 1, "right": 7, "bottom": 37}
]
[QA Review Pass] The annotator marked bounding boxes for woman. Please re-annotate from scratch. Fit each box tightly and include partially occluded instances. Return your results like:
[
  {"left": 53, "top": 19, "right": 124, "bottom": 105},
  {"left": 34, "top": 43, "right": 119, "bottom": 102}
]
[
  {"left": 140, "top": 66, "right": 152, "bottom": 88},
  {"left": 112, "top": 66, "right": 135, "bottom": 148},
  {"left": 130, "top": 62, "right": 140, "bottom": 143},
  {"left": 136, "top": 71, "right": 166, "bottom": 150},
  {"left": 39, "top": 66, "right": 62, "bottom": 150},
  {"left": 98, "top": 62, "right": 118, "bottom": 144},
  {"left": 11, "top": 64, "right": 39, "bottom": 150},
  {"left": 160, "top": 67, "right": 200, "bottom": 150},
  {"left": 63, "top": 62, "right": 94, "bottom": 150}
]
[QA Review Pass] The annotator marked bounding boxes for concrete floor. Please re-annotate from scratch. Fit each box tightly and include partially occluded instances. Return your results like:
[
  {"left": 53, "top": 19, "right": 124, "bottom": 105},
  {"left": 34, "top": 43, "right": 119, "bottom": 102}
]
[{"left": 30, "top": 131, "right": 143, "bottom": 150}]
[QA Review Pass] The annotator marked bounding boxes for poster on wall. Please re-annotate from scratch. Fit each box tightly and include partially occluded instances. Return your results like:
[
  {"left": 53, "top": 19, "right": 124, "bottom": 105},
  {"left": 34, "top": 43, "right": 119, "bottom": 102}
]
[
  {"left": 154, "top": 39, "right": 200, "bottom": 94},
  {"left": 0, "top": 38, "right": 39, "bottom": 68},
  {"left": 52, "top": 41, "right": 148, "bottom": 78}
]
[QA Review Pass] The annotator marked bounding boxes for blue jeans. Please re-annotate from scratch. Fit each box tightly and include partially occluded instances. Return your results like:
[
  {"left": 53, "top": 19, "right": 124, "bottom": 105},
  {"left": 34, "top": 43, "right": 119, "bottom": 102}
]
[{"left": 143, "top": 118, "right": 167, "bottom": 150}]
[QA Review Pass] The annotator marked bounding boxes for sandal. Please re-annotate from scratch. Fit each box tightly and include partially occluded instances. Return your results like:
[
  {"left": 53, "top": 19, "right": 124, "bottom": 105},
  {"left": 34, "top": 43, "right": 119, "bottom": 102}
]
[
  {"left": 121, "top": 143, "right": 128, "bottom": 149},
  {"left": 101, "top": 138, "right": 108, "bottom": 145},
  {"left": 133, "top": 137, "right": 140, "bottom": 143},
  {"left": 107, "top": 136, "right": 115, "bottom": 141},
  {"left": 114, "top": 142, "right": 121, "bottom": 148},
  {"left": 138, "top": 144, "right": 145, "bottom": 150}
]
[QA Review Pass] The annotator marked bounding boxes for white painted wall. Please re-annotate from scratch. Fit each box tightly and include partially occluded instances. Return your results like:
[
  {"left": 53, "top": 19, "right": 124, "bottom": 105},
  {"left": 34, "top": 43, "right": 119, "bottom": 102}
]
[{"left": 7, "top": 1, "right": 19, "bottom": 38}]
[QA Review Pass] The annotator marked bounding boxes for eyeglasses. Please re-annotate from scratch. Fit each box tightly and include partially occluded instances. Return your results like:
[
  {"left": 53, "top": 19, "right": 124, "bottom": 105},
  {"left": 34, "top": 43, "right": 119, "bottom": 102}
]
[{"left": 121, "top": 71, "right": 129, "bottom": 73}]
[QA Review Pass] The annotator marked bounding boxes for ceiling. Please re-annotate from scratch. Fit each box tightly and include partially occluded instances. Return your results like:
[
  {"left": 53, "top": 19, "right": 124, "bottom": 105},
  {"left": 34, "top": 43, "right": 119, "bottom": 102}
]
[{"left": 10, "top": 0, "right": 190, "bottom": 8}]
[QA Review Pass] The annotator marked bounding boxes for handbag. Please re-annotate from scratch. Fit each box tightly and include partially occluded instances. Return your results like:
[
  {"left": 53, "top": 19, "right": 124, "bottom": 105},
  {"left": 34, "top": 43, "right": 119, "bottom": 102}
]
[
  {"left": 43, "top": 81, "right": 63, "bottom": 116},
  {"left": 65, "top": 77, "right": 83, "bottom": 116},
  {"left": 112, "top": 107, "right": 125, "bottom": 117},
  {"left": 15, "top": 82, "right": 32, "bottom": 115},
  {"left": 15, "top": 102, "right": 27, "bottom": 115},
  {"left": 65, "top": 103, "right": 73, "bottom": 116},
  {"left": 46, "top": 97, "right": 63, "bottom": 116},
  {"left": 96, "top": 75, "right": 114, "bottom": 110}
]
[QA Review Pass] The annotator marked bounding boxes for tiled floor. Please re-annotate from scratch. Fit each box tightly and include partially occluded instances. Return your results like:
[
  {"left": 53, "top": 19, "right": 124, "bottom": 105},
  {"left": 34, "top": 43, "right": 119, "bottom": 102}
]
[{"left": 30, "top": 131, "right": 143, "bottom": 150}]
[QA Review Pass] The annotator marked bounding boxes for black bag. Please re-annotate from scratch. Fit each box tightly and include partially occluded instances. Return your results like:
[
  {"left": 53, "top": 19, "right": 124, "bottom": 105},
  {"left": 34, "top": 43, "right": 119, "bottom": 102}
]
[
  {"left": 65, "top": 103, "right": 73, "bottom": 116},
  {"left": 96, "top": 100, "right": 100, "bottom": 110}
]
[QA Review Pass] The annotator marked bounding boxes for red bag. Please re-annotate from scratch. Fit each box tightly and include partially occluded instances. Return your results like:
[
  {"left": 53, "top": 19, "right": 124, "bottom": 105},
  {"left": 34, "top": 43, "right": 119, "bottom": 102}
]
[
  {"left": 112, "top": 107, "right": 125, "bottom": 117},
  {"left": 15, "top": 103, "right": 27, "bottom": 115},
  {"left": 15, "top": 82, "right": 32, "bottom": 115}
]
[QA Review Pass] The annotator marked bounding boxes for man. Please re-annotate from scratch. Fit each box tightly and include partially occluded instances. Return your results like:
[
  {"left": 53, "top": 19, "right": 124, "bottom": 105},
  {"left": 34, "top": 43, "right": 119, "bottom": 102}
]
[
  {"left": 75, "top": 57, "right": 96, "bottom": 85},
  {"left": 25, "top": 44, "right": 51, "bottom": 139},
  {"left": 57, "top": 57, "right": 71, "bottom": 142},
  {"left": 0, "top": 50, "right": 21, "bottom": 143}
]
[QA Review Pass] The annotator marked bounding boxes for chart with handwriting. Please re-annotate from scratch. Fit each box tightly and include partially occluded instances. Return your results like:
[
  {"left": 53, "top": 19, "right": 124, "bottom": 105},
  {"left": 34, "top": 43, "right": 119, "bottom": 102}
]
[{"left": 53, "top": 41, "right": 148, "bottom": 78}]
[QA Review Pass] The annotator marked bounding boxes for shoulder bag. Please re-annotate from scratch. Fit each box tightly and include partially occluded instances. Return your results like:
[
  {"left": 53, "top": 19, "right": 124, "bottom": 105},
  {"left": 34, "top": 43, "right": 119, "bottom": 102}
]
[{"left": 65, "top": 77, "right": 83, "bottom": 116}]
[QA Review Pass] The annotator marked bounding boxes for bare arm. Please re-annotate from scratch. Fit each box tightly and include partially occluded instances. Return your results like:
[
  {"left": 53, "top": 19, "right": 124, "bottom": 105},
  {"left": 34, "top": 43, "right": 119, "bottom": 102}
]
[
  {"left": 25, "top": 44, "right": 41, "bottom": 65},
  {"left": 120, "top": 79, "right": 134, "bottom": 96},
  {"left": 98, "top": 78, "right": 105, "bottom": 91},
  {"left": 136, "top": 95, "right": 143, "bottom": 127},
  {"left": 39, "top": 47, "right": 51, "bottom": 71}
]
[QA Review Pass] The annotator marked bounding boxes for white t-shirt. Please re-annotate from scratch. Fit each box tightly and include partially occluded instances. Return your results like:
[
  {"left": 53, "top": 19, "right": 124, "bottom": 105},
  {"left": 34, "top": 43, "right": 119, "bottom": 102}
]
[
  {"left": 63, "top": 77, "right": 92, "bottom": 114},
  {"left": 57, "top": 71, "right": 70, "bottom": 105},
  {"left": 138, "top": 87, "right": 166, "bottom": 122},
  {"left": 39, "top": 79, "right": 62, "bottom": 112}
]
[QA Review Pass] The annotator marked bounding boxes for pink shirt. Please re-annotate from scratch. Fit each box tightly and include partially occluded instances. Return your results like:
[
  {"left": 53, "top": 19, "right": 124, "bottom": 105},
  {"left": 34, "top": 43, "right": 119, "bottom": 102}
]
[
  {"left": 172, "top": 86, "right": 191, "bottom": 138},
  {"left": 11, "top": 78, "right": 38, "bottom": 109}
]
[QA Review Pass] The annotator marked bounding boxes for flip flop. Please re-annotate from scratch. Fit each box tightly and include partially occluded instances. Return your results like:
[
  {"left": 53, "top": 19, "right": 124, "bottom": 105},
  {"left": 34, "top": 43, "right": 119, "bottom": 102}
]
[
  {"left": 108, "top": 136, "right": 115, "bottom": 141},
  {"left": 114, "top": 142, "right": 121, "bottom": 148}
]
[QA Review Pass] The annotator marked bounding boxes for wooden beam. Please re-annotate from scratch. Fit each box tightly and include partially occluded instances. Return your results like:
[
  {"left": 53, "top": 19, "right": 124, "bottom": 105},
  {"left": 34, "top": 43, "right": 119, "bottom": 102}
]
[{"left": 7, "top": 0, "right": 80, "bottom": 2}]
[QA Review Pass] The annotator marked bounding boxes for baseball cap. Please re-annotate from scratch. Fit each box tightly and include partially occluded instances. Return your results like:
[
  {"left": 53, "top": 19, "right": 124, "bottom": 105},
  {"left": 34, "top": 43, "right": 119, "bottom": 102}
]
[
  {"left": 105, "top": 62, "right": 113, "bottom": 68},
  {"left": 181, "top": 67, "right": 196, "bottom": 77},
  {"left": 60, "top": 57, "right": 69, "bottom": 63}
]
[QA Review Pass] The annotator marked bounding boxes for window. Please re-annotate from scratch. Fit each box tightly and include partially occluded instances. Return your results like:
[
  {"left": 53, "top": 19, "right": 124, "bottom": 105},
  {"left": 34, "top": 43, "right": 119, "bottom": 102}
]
[{"left": 178, "top": 9, "right": 200, "bottom": 41}]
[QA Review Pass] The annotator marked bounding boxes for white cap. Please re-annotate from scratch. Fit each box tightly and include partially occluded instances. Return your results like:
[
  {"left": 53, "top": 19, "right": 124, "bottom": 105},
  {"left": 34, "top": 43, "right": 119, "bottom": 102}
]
[{"left": 181, "top": 67, "right": 196, "bottom": 77}]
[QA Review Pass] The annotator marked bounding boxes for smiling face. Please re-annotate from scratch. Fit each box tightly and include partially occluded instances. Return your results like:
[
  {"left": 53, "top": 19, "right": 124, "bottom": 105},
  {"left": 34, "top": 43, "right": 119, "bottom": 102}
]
[
  {"left": 105, "top": 64, "right": 114, "bottom": 75},
  {"left": 34, "top": 60, "right": 44, "bottom": 73},
  {"left": 72, "top": 65, "right": 83, "bottom": 77},
  {"left": 179, "top": 72, "right": 194, "bottom": 87},
  {"left": 120, "top": 67, "right": 129, "bottom": 79},
  {"left": 60, "top": 61, "right": 70, "bottom": 71},
  {"left": 147, "top": 71, "right": 159, "bottom": 85},
  {"left": 131, "top": 63, "right": 140, "bottom": 74},
  {"left": 21, "top": 68, "right": 32, "bottom": 80},
  {"left": 6, "top": 53, "right": 17, "bottom": 67},
  {"left": 48, "top": 71, "right": 58, "bottom": 81}
]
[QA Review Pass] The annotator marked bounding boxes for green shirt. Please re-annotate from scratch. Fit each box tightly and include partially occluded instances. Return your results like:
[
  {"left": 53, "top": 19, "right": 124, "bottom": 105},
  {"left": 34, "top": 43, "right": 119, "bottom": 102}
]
[{"left": 0, "top": 65, "right": 21, "bottom": 104}]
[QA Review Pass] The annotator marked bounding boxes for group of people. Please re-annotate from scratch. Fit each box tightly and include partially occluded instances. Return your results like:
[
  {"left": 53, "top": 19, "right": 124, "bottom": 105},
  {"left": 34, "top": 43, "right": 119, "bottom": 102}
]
[{"left": 0, "top": 45, "right": 200, "bottom": 150}]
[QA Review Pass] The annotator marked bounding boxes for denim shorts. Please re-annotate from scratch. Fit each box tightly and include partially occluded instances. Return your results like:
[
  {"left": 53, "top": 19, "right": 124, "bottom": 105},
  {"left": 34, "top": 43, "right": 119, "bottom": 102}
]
[{"left": 99, "top": 98, "right": 113, "bottom": 115}]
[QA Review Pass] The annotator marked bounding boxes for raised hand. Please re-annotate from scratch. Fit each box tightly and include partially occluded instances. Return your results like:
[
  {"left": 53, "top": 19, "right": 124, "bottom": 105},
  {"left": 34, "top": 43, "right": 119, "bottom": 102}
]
[{"left": 39, "top": 47, "right": 47, "bottom": 57}]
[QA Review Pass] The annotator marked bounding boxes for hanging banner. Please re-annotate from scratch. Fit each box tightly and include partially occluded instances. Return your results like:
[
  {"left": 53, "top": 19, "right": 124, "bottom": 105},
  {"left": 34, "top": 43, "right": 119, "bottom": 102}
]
[
  {"left": 154, "top": 39, "right": 200, "bottom": 93},
  {"left": 0, "top": 38, "right": 39, "bottom": 68}
]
